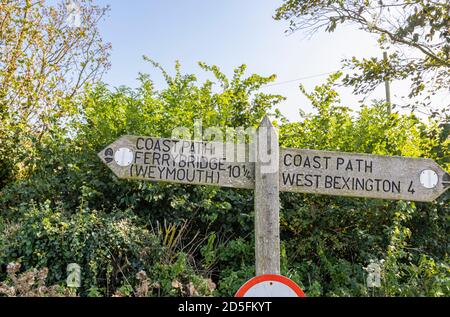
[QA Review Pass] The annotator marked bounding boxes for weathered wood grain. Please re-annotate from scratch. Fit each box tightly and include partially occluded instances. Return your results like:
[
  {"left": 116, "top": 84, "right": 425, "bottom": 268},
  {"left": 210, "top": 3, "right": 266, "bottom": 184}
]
[
  {"left": 98, "top": 135, "right": 255, "bottom": 189},
  {"left": 254, "top": 116, "right": 280, "bottom": 275},
  {"left": 280, "top": 148, "right": 449, "bottom": 202}
]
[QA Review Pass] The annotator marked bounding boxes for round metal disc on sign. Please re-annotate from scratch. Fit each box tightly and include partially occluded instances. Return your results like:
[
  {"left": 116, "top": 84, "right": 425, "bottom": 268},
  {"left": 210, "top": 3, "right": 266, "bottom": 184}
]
[
  {"left": 420, "top": 169, "right": 438, "bottom": 189},
  {"left": 235, "top": 274, "right": 305, "bottom": 297},
  {"left": 114, "top": 148, "right": 134, "bottom": 167}
]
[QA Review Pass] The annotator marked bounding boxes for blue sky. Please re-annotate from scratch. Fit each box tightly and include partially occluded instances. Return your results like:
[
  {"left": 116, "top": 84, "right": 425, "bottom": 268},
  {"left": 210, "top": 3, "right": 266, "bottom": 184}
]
[{"left": 94, "top": 0, "right": 394, "bottom": 121}]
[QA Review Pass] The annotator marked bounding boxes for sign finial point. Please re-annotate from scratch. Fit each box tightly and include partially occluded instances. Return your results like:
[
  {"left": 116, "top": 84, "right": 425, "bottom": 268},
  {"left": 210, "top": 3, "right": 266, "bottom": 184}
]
[{"left": 259, "top": 114, "right": 274, "bottom": 128}]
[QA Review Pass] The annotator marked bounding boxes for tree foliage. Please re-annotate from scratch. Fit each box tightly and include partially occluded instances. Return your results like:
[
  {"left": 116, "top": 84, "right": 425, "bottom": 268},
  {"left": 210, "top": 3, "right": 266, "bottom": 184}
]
[
  {"left": 274, "top": 0, "right": 450, "bottom": 118},
  {"left": 0, "top": 0, "right": 111, "bottom": 188}
]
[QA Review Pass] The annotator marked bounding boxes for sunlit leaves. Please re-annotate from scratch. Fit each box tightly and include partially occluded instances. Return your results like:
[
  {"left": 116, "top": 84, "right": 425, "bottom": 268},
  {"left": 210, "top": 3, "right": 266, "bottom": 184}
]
[{"left": 274, "top": 0, "right": 450, "bottom": 118}]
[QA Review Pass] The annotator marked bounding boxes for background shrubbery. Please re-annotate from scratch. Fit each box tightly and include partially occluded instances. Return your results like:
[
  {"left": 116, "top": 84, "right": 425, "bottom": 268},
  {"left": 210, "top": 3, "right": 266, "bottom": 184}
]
[{"left": 0, "top": 62, "right": 449, "bottom": 297}]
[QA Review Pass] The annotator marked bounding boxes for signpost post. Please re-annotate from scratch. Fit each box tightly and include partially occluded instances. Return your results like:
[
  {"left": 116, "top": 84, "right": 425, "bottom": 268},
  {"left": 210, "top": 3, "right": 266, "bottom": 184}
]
[
  {"left": 254, "top": 117, "right": 280, "bottom": 276},
  {"left": 98, "top": 115, "right": 449, "bottom": 296}
]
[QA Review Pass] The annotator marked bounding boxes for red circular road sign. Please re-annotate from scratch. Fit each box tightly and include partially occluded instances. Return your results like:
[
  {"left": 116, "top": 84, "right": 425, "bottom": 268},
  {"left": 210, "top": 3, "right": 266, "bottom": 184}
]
[{"left": 235, "top": 274, "right": 306, "bottom": 297}]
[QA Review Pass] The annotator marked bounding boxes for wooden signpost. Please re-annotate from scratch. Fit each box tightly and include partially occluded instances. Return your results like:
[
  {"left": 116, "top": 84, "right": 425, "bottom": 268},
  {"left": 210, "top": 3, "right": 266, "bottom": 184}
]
[
  {"left": 99, "top": 135, "right": 254, "bottom": 189},
  {"left": 280, "top": 148, "right": 450, "bottom": 202},
  {"left": 99, "top": 115, "right": 450, "bottom": 293},
  {"left": 254, "top": 117, "right": 280, "bottom": 276}
]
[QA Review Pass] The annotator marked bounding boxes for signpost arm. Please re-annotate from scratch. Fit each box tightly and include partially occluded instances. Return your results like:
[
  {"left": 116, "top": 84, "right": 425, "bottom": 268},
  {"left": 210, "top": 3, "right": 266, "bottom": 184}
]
[{"left": 255, "top": 116, "right": 280, "bottom": 275}]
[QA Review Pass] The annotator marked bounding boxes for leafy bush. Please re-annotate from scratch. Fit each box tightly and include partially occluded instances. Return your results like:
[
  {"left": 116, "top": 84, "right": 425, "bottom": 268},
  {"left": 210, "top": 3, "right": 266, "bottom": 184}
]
[
  {"left": 0, "top": 63, "right": 448, "bottom": 297},
  {"left": 0, "top": 201, "right": 215, "bottom": 297}
]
